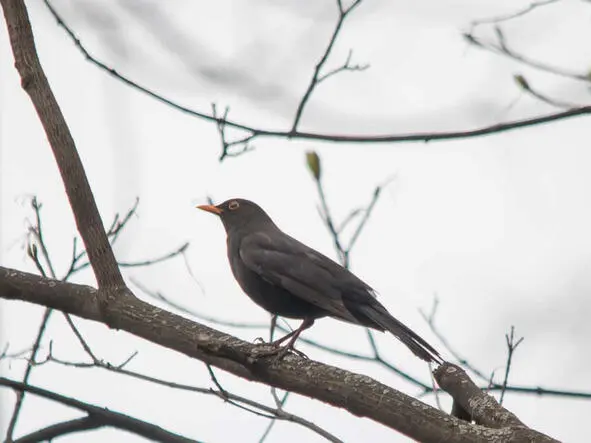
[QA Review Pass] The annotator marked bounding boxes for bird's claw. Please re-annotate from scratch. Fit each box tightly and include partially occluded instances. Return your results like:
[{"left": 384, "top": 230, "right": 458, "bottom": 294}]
[{"left": 250, "top": 343, "right": 308, "bottom": 361}]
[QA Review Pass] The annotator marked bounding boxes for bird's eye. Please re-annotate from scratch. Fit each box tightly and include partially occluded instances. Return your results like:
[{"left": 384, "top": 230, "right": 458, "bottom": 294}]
[{"left": 228, "top": 201, "right": 240, "bottom": 210}]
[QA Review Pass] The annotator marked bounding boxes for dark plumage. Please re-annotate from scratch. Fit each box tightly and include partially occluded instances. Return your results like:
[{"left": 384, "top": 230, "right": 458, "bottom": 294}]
[{"left": 198, "top": 198, "right": 442, "bottom": 363}]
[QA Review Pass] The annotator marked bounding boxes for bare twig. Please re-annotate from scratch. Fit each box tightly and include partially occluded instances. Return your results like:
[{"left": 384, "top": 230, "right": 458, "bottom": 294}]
[
  {"left": 465, "top": 30, "right": 590, "bottom": 83},
  {"left": 0, "top": 377, "right": 197, "bottom": 443},
  {"left": 62, "top": 313, "right": 100, "bottom": 363},
  {"left": 29, "top": 345, "right": 341, "bottom": 443},
  {"left": 6, "top": 198, "right": 57, "bottom": 441},
  {"left": 258, "top": 389, "right": 290, "bottom": 443},
  {"left": 130, "top": 277, "right": 264, "bottom": 328},
  {"left": 317, "top": 49, "right": 369, "bottom": 84},
  {"left": 469, "top": 0, "right": 560, "bottom": 28},
  {"left": 41, "top": 1, "right": 591, "bottom": 147},
  {"left": 315, "top": 179, "right": 347, "bottom": 264},
  {"left": 499, "top": 326, "right": 524, "bottom": 405},
  {"left": 292, "top": 0, "right": 364, "bottom": 131},
  {"left": 118, "top": 242, "right": 190, "bottom": 268},
  {"left": 311, "top": 158, "right": 392, "bottom": 268},
  {"left": 514, "top": 74, "right": 580, "bottom": 109},
  {"left": 28, "top": 197, "right": 56, "bottom": 278},
  {"left": 212, "top": 104, "right": 255, "bottom": 161},
  {"left": 342, "top": 177, "right": 394, "bottom": 267},
  {"left": 13, "top": 416, "right": 104, "bottom": 443},
  {"left": 420, "top": 298, "right": 491, "bottom": 382},
  {"left": 4, "top": 309, "right": 52, "bottom": 441},
  {"left": 0, "top": 345, "right": 32, "bottom": 360},
  {"left": 66, "top": 199, "right": 140, "bottom": 276}
]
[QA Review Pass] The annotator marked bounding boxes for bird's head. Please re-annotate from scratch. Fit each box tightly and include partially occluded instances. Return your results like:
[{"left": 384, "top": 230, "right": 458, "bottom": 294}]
[{"left": 197, "top": 198, "right": 275, "bottom": 233}]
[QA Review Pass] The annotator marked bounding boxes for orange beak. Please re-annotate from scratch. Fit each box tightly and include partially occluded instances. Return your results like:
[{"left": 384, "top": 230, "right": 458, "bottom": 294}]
[{"left": 197, "top": 204, "right": 223, "bottom": 215}]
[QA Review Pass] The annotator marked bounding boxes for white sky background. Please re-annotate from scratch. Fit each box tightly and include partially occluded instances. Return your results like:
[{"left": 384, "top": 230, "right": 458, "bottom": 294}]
[{"left": 1, "top": 0, "right": 591, "bottom": 442}]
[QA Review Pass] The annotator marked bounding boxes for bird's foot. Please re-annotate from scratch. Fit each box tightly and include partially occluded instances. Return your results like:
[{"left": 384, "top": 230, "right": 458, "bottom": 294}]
[{"left": 250, "top": 343, "right": 308, "bottom": 360}]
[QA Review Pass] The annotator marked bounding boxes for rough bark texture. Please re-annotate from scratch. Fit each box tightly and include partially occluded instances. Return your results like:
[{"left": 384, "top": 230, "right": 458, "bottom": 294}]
[
  {"left": 436, "top": 364, "right": 525, "bottom": 428},
  {"left": 0, "top": 267, "right": 559, "bottom": 443},
  {"left": 1, "top": 0, "right": 123, "bottom": 292}
]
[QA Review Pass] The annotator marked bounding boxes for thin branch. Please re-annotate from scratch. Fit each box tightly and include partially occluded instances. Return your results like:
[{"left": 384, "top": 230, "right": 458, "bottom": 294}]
[
  {"left": 465, "top": 30, "right": 590, "bottom": 83},
  {"left": 212, "top": 104, "right": 255, "bottom": 161},
  {"left": 62, "top": 313, "right": 100, "bottom": 362},
  {"left": 4, "top": 309, "right": 52, "bottom": 441},
  {"left": 68, "top": 201, "right": 187, "bottom": 274},
  {"left": 6, "top": 197, "right": 57, "bottom": 442},
  {"left": 31, "top": 348, "right": 342, "bottom": 443},
  {"left": 63, "top": 199, "right": 140, "bottom": 278},
  {"left": 315, "top": 179, "right": 347, "bottom": 264},
  {"left": 469, "top": 0, "right": 560, "bottom": 28},
  {"left": 0, "top": 345, "right": 33, "bottom": 360},
  {"left": 514, "top": 74, "right": 580, "bottom": 109},
  {"left": 291, "top": 0, "right": 364, "bottom": 131},
  {"left": 336, "top": 208, "right": 363, "bottom": 233},
  {"left": 0, "top": 377, "right": 198, "bottom": 443},
  {"left": 258, "top": 390, "right": 290, "bottom": 443},
  {"left": 130, "top": 277, "right": 264, "bottom": 328},
  {"left": 317, "top": 49, "right": 369, "bottom": 84},
  {"left": 342, "top": 178, "right": 393, "bottom": 267},
  {"left": 40, "top": 1, "right": 591, "bottom": 147},
  {"left": 29, "top": 197, "right": 56, "bottom": 278},
  {"left": 118, "top": 242, "right": 189, "bottom": 268},
  {"left": 14, "top": 416, "right": 104, "bottom": 443},
  {"left": 420, "top": 299, "right": 491, "bottom": 382},
  {"left": 205, "top": 364, "right": 279, "bottom": 419},
  {"left": 499, "top": 326, "right": 524, "bottom": 405}
]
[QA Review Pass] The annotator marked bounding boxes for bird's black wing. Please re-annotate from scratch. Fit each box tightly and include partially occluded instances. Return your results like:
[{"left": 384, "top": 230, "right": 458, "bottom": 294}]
[
  {"left": 239, "top": 230, "right": 371, "bottom": 323},
  {"left": 240, "top": 230, "right": 443, "bottom": 363}
]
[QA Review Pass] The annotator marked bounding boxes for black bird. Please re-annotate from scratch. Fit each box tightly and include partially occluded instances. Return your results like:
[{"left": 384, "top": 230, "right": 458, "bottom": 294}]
[{"left": 198, "top": 198, "right": 442, "bottom": 363}]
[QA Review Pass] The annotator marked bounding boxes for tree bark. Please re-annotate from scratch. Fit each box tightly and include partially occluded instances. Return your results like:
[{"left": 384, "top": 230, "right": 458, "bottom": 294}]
[{"left": 0, "top": 267, "right": 558, "bottom": 443}]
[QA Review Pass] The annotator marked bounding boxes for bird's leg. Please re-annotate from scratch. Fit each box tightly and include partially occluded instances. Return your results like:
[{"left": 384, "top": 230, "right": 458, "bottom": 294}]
[
  {"left": 269, "top": 328, "right": 298, "bottom": 347},
  {"left": 275, "top": 318, "right": 315, "bottom": 359},
  {"left": 253, "top": 318, "right": 315, "bottom": 359},
  {"left": 269, "top": 314, "right": 278, "bottom": 342},
  {"left": 282, "top": 318, "right": 314, "bottom": 350}
]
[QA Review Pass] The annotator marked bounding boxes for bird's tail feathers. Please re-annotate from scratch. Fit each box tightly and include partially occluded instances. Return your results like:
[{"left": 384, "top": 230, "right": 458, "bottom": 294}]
[{"left": 359, "top": 306, "right": 443, "bottom": 363}]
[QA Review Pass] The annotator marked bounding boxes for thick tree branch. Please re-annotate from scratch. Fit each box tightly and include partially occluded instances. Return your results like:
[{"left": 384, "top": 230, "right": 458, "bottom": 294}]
[
  {"left": 0, "top": 267, "right": 557, "bottom": 443},
  {"left": 42, "top": 0, "right": 591, "bottom": 148},
  {"left": 436, "top": 364, "right": 525, "bottom": 429},
  {"left": 0, "top": 378, "right": 197, "bottom": 443},
  {"left": 1, "top": 0, "right": 123, "bottom": 291}
]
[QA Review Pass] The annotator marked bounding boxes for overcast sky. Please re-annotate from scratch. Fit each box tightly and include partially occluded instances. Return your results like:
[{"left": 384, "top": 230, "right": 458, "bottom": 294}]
[{"left": 2, "top": 0, "right": 591, "bottom": 442}]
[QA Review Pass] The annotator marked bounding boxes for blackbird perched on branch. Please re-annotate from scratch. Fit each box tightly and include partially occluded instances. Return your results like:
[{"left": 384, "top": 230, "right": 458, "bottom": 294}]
[{"left": 198, "top": 198, "right": 442, "bottom": 363}]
